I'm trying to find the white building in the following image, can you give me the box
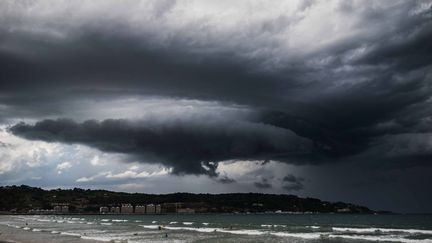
[52,203,69,214]
[146,204,155,214]
[121,204,133,214]
[155,204,161,214]
[110,206,120,214]
[53,206,62,213]
[135,205,146,214]
[61,206,69,213]
[100,206,109,214]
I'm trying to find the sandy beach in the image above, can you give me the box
[0,223,103,243]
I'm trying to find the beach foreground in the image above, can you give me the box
[0,222,104,243]
[1,214,432,243]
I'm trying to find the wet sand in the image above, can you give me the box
[0,224,104,243]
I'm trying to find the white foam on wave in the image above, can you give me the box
[169,221,178,224]
[81,235,114,242]
[219,229,265,235]
[183,222,194,225]
[101,219,110,222]
[329,234,431,243]
[112,219,128,222]
[23,227,31,230]
[162,226,329,239]
[333,227,432,235]
[271,232,324,239]
[139,225,160,230]
[135,220,142,223]
[86,230,107,234]
[32,228,42,232]
[202,222,209,226]
[56,220,64,223]
[101,222,113,226]
[60,232,81,237]
[51,231,60,234]
[261,224,286,228]
[163,226,220,233]
[307,226,320,229]
[163,226,265,235]
[37,219,52,222]
[151,221,157,224]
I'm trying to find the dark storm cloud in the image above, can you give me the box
[282,183,304,192]
[283,174,304,183]
[1,0,432,174]
[0,23,303,123]
[9,118,313,175]
[254,178,272,189]
[282,174,305,192]
[218,176,236,184]
[0,1,304,111]
[257,2,432,167]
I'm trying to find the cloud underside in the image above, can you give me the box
[2,0,432,176]
[9,118,314,175]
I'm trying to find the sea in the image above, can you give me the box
[1,214,431,242]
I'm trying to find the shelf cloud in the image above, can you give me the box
[1,0,432,212]
[9,118,313,175]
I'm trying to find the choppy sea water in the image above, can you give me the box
[1,214,431,242]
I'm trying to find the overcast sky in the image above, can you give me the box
[1,0,432,213]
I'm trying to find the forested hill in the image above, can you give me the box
[0,185,375,214]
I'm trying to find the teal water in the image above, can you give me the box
[1,214,431,242]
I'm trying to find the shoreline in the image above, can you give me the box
[0,223,104,243]
[0,211,388,216]
[1,214,431,243]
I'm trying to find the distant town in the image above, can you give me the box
[0,185,385,215]
[31,202,200,215]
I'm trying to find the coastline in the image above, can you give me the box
[1,214,431,243]
[0,223,104,243]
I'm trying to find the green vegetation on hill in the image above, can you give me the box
[0,185,373,214]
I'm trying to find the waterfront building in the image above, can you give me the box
[121,204,133,214]
[146,204,155,214]
[100,206,109,214]
[110,206,120,214]
[135,205,146,214]
[155,204,161,214]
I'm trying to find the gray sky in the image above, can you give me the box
[1,0,432,213]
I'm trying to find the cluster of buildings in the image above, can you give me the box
[28,203,69,214]
[28,209,57,214]
[28,202,200,215]
[53,203,69,213]
[99,204,162,214]
[98,203,199,214]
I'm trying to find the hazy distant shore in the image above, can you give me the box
[0,185,376,215]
